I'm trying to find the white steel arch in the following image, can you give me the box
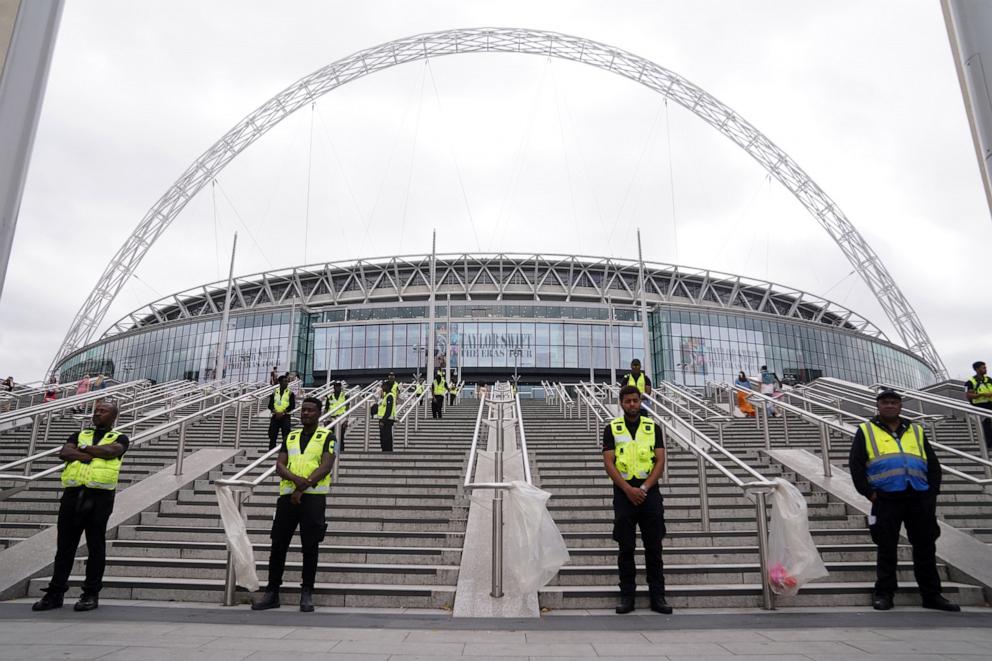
[49,27,948,377]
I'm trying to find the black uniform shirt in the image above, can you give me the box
[848,415,941,500]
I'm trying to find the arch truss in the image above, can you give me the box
[49,27,947,378]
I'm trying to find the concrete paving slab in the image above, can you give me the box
[591,642,729,656]
[0,644,125,660]
[99,647,254,661]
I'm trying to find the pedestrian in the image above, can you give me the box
[269,366,279,386]
[1,376,13,392]
[848,389,959,612]
[759,365,782,417]
[965,361,992,449]
[431,369,447,419]
[267,374,296,451]
[76,375,91,397]
[601,385,671,615]
[448,379,458,406]
[251,397,334,612]
[325,381,348,453]
[622,359,652,398]
[288,372,303,398]
[734,371,756,417]
[92,374,105,391]
[377,372,398,452]
[44,376,59,402]
[32,400,129,612]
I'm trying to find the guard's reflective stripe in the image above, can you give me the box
[61,429,123,491]
[861,421,928,492]
[626,373,646,393]
[610,416,655,480]
[272,388,291,413]
[279,427,333,495]
[327,392,347,416]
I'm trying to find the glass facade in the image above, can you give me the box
[56,300,935,390]
[651,307,935,389]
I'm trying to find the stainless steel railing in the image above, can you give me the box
[462,383,533,598]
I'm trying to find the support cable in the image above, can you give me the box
[605,101,665,255]
[425,59,482,252]
[664,99,680,262]
[398,63,428,250]
[211,180,221,280]
[213,179,274,269]
[312,104,359,256]
[303,102,316,264]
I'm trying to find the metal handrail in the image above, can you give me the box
[659,381,732,422]
[713,380,992,484]
[0,379,152,430]
[462,384,534,598]
[799,380,936,422]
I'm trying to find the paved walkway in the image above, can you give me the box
[1,601,990,660]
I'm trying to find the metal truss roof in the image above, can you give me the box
[94,253,887,342]
[48,27,945,377]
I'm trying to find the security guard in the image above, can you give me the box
[377,372,399,452]
[33,400,129,612]
[448,380,458,406]
[622,358,651,396]
[325,381,348,452]
[965,361,992,449]
[601,385,671,614]
[848,389,959,612]
[252,397,334,612]
[431,369,447,419]
[267,374,296,450]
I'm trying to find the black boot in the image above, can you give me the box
[300,588,314,613]
[73,593,99,611]
[615,594,635,614]
[872,593,894,611]
[31,589,63,611]
[921,595,960,612]
[650,595,673,614]
[251,589,280,611]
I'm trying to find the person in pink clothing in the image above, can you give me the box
[76,375,92,396]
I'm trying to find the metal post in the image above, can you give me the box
[364,405,371,452]
[234,402,243,451]
[819,422,833,477]
[636,228,652,380]
[761,402,771,450]
[755,491,774,610]
[697,453,710,532]
[23,415,41,475]
[175,421,187,475]
[42,411,52,449]
[404,415,409,449]
[219,406,227,443]
[973,415,992,480]
[782,410,790,445]
[222,489,243,606]
[491,400,505,598]
[427,230,437,393]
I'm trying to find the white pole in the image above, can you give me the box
[637,229,652,381]
[607,294,617,389]
[0,0,64,302]
[427,230,437,382]
[445,293,452,386]
[214,232,238,380]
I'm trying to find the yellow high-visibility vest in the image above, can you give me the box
[61,429,123,491]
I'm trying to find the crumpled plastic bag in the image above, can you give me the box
[766,477,828,596]
[215,484,260,592]
[504,481,570,593]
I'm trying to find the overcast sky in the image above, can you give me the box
[1,0,989,382]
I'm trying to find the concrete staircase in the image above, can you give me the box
[522,397,987,611]
[32,396,481,608]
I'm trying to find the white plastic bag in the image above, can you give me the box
[503,481,570,593]
[765,478,828,596]
[215,484,260,592]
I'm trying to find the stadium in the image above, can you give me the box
[53,252,935,389]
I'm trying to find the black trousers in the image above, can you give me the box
[48,488,115,595]
[448,393,456,405]
[268,415,291,450]
[379,420,394,452]
[431,395,444,419]
[613,486,666,597]
[266,494,327,591]
[333,419,347,453]
[869,496,942,598]
[976,404,992,448]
